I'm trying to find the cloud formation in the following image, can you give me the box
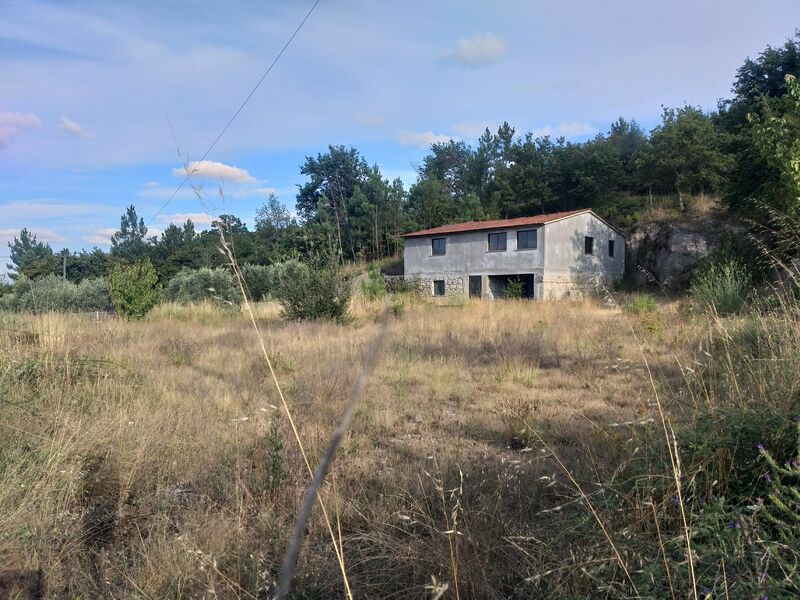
[81,227,118,247]
[531,122,598,139]
[156,212,215,227]
[452,121,495,139]
[397,130,457,148]
[59,115,91,139]
[442,33,507,68]
[1,227,67,248]
[0,111,42,146]
[172,160,256,183]
[230,186,278,199]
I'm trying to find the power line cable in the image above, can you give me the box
[147,0,322,227]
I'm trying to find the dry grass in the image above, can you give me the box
[0,296,702,598]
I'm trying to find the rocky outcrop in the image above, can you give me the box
[625,216,745,290]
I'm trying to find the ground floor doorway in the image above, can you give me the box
[487,274,535,299]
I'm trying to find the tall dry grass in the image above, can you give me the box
[1,289,797,597]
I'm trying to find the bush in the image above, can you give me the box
[1,274,111,313]
[360,263,386,301]
[624,294,658,314]
[690,259,752,314]
[272,260,351,321]
[163,267,239,305]
[108,259,160,319]
[504,278,526,299]
[240,263,272,301]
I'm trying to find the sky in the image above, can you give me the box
[1,0,798,270]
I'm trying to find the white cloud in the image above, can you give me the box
[230,186,278,199]
[59,115,91,139]
[452,121,495,139]
[145,181,160,188]
[442,33,507,68]
[172,160,256,183]
[397,130,458,148]
[81,227,117,247]
[0,227,67,247]
[357,114,385,127]
[0,200,115,220]
[531,122,599,139]
[0,111,42,146]
[156,212,215,227]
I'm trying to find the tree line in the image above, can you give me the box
[5,30,800,286]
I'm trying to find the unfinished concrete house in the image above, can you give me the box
[402,208,625,300]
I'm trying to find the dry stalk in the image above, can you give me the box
[274,308,390,600]
[524,423,641,598]
[604,287,699,600]
[218,228,355,599]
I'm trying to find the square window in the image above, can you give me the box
[488,232,507,252]
[584,236,594,254]
[433,279,445,296]
[432,237,446,256]
[608,239,615,257]
[517,229,537,250]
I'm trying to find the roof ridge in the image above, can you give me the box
[402,208,593,237]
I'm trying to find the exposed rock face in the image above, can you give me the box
[625,217,744,290]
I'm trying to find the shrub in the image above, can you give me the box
[690,259,752,314]
[624,294,658,315]
[272,260,351,321]
[360,263,386,301]
[163,267,239,305]
[240,263,271,301]
[108,259,160,319]
[504,278,526,299]
[1,274,111,313]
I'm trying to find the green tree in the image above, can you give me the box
[745,75,800,259]
[721,31,800,214]
[6,228,57,280]
[111,205,150,261]
[636,106,732,210]
[108,258,160,319]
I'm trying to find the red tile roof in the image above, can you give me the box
[402,208,593,238]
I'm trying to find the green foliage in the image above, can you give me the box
[690,259,752,314]
[239,263,272,301]
[110,205,150,261]
[5,228,56,280]
[162,267,239,305]
[271,260,351,321]
[1,274,111,313]
[504,278,526,299]
[108,259,160,319]
[636,105,732,207]
[360,263,386,301]
[624,294,658,314]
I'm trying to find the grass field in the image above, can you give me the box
[1,292,797,598]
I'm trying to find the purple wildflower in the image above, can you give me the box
[757,443,765,452]
[764,473,772,484]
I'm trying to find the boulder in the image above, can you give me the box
[625,217,744,290]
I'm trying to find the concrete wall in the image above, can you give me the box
[404,226,545,298]
[404,226,543,275]
[403,213,625,300]
[541,212,625,299]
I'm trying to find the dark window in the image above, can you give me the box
[488,232,507,252]
[584,236,594,254]
[608,239,615,257]
[433,280,445,296]
[432,237,446,256]
[517,229,538,250]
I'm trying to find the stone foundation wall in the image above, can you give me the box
[405,274,465,297]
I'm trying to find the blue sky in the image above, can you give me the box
[1,0,798,267]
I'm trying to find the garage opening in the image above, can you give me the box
[488,274,535,299]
